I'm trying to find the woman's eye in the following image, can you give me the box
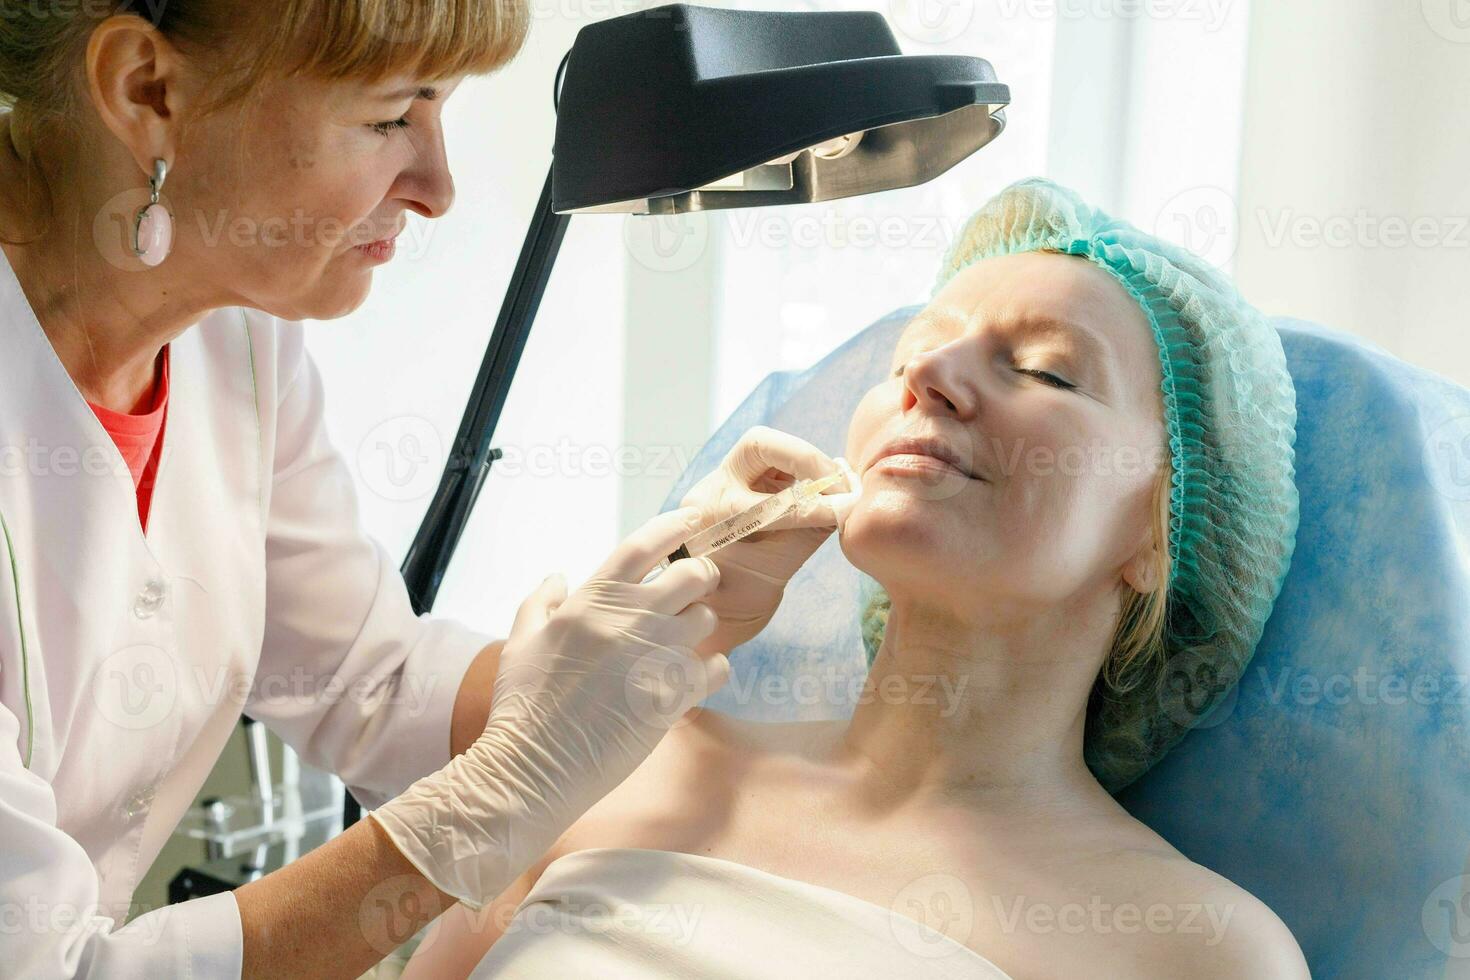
[1018,368,1076,390]
[370,117,411,136]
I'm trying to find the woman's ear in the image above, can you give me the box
[85,15,192,172]
[1122,536,1161,595]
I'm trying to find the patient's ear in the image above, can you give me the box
[1122,537,1162,595]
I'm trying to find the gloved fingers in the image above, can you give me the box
[624,644,731,727]
[666,600,720,649]
[778,455,862,530]
[722,425,839,490]
[508,573,568,642]
[758,499,842,533]
[594,506,704,583]
[679,480,768,524]
[702,651,732,693]
[640,556,721,614]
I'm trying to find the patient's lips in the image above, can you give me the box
[866,433,982,482]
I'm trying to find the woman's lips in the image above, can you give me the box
[869,452,975,481]
[355,237,397,262]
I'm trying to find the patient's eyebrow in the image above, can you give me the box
[1014,316,1115,366]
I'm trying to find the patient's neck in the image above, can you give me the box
[836,588,1113,813]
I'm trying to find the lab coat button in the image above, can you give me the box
[133,580,167,619]
[124,787,155,818]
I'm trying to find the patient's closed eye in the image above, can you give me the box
[891,360,1076,391]
[1017,368,1076,390]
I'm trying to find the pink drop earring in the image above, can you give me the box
[132,158,173,267]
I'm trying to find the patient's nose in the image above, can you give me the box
[902,346,978,420]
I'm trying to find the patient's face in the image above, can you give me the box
[840,251,1168,621]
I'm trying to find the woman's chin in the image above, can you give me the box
[268,279,372,322]
[839,504,953,573]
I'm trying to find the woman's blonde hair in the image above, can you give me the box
[0,0,530,168]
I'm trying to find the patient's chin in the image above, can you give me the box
[838,503,953,579]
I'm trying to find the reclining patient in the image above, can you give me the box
[401,178,1310,979]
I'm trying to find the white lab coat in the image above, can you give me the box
[0,248,494,977]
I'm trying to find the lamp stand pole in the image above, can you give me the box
[343,163,570,828]
[401,163,571,614]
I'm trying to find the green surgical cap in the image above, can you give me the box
[932,177,1301,793]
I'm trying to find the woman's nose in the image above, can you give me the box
[902,346,978,419]
[401,130,457,219]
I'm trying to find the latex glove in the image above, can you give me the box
[370,507,728,909]
[676,426,860,655]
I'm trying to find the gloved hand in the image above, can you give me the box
[676,426,859,656]
[370,507,728,909]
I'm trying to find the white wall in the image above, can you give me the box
[1234,0,1470,387]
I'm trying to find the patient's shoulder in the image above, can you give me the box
[1099,847,1310,979]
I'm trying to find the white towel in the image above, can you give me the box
[471,847,1014,979]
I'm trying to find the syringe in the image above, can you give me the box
[655,461,858,573]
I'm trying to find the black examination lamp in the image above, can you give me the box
[398,2,1010,615]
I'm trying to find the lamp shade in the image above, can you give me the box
[552,3,1010,214]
